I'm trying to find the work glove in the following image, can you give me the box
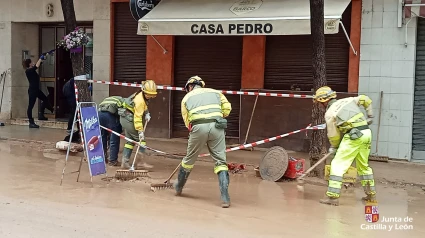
[367,117,373,125]
[139,141,146,153]
[145,112,151,123]
[39,54,46,60]
[328,147,337,154]
[138,131,145,141]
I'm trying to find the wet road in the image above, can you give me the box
[0,142,424,238]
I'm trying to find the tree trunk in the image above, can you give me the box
[309,0,328,178]
[60,0,91,102]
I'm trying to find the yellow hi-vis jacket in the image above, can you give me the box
[122,92,148,132]
[181,87,232,128]
[325,95,373,148]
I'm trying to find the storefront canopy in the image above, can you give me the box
[137,0,351,36]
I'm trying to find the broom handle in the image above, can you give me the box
[130,120,149,168]
[298,152,333,180]
[375,91,383,153]
[243,93,259,144]
[164,163,181,183]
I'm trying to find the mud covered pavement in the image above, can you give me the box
[0,141,425,238]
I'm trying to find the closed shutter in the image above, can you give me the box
[264,4,351,92]
[412,17,425,162]
[172,36,243,138]
[113,2,146,82]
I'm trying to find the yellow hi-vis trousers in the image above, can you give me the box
[327,129,376,198]
[181,122,228,174]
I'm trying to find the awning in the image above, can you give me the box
[137,0,351,36]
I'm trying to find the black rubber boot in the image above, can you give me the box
[28,119,39,128]
[218,171,231,208]
[174,166,191,196]
[121,148,133,169]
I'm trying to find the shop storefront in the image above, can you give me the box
[109,0,361,151]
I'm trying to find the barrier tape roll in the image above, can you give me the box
[87,80,313,99]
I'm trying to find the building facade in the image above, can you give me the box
[2,0,423,162]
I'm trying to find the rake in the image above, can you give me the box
[150,163,181,192]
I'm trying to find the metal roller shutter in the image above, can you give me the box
[172,36,243,138]
[264,4,352,92]
[412,18,425,162]
[113,2,147,82]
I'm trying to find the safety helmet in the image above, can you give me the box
[313,86,337,103]
[184,76,205,92]
[141,80,157,96]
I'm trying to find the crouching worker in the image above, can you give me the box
[98,96,124,166]
[175,76,232,208]
[313,86,376,206]
[118,80,157,169]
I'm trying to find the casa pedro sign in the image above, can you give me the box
[190,23,273,35]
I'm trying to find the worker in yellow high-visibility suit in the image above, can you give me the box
[174,76,232,208]
[313,86,377,206]
[118,80,157,169]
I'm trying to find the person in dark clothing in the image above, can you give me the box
[62,77,81,144]
[22,56,54,128]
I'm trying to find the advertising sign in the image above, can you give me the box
[129,0,158,21]
[80,106,107,176]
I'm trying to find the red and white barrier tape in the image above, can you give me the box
[99,124,326,158]
[87,80,313,99]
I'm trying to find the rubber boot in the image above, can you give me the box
[121,148,132,169]
[319,195,339,206]
[174,166,191,196]
[362,194,378,203]
[218,171,231,208]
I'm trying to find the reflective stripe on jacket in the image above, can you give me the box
[98,96,124,116]
[181,86,231,128]
[120,92,148,132]
[325,95,373,147]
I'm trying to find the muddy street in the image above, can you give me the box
[0,141,424,238]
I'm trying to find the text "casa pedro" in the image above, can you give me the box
[191,23,273,35]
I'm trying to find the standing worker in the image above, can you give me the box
[174,76,232,208]
[118,80,157,169]
[313,86,376,206]
[98,96,124,166]
[22,55,54,128]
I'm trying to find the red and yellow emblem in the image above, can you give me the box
[365,205,379,223]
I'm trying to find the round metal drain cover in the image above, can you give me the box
[259,146,289,182]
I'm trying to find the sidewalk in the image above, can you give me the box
[1,124,425,188]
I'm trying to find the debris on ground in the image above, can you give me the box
[227,163,246,174]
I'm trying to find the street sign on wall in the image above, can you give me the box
[129,0,158,21]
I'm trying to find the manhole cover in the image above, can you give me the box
[259,146,289,182]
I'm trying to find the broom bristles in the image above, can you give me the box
[115,169,150,180]
[150,182,173,192]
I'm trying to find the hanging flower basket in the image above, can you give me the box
[70,46,83,53]
[57,27,91,52]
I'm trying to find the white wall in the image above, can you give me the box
[359,0,416,160]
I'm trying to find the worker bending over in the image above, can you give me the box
[118,80,157,169]
[98,96,124,166]
[174,76,232,208]
[313,86,377,206]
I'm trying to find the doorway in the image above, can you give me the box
[39,25,93,120]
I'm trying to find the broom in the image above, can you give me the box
[115,122,150,180]
[297,152,333,192]
[150,163,181,192]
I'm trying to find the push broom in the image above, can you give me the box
[297,152,333,192]
[115,122,150,180]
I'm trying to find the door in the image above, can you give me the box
[263,4,352,92]
[412,17,425,162]
[55,46,73,118]
[172,36,243,138]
